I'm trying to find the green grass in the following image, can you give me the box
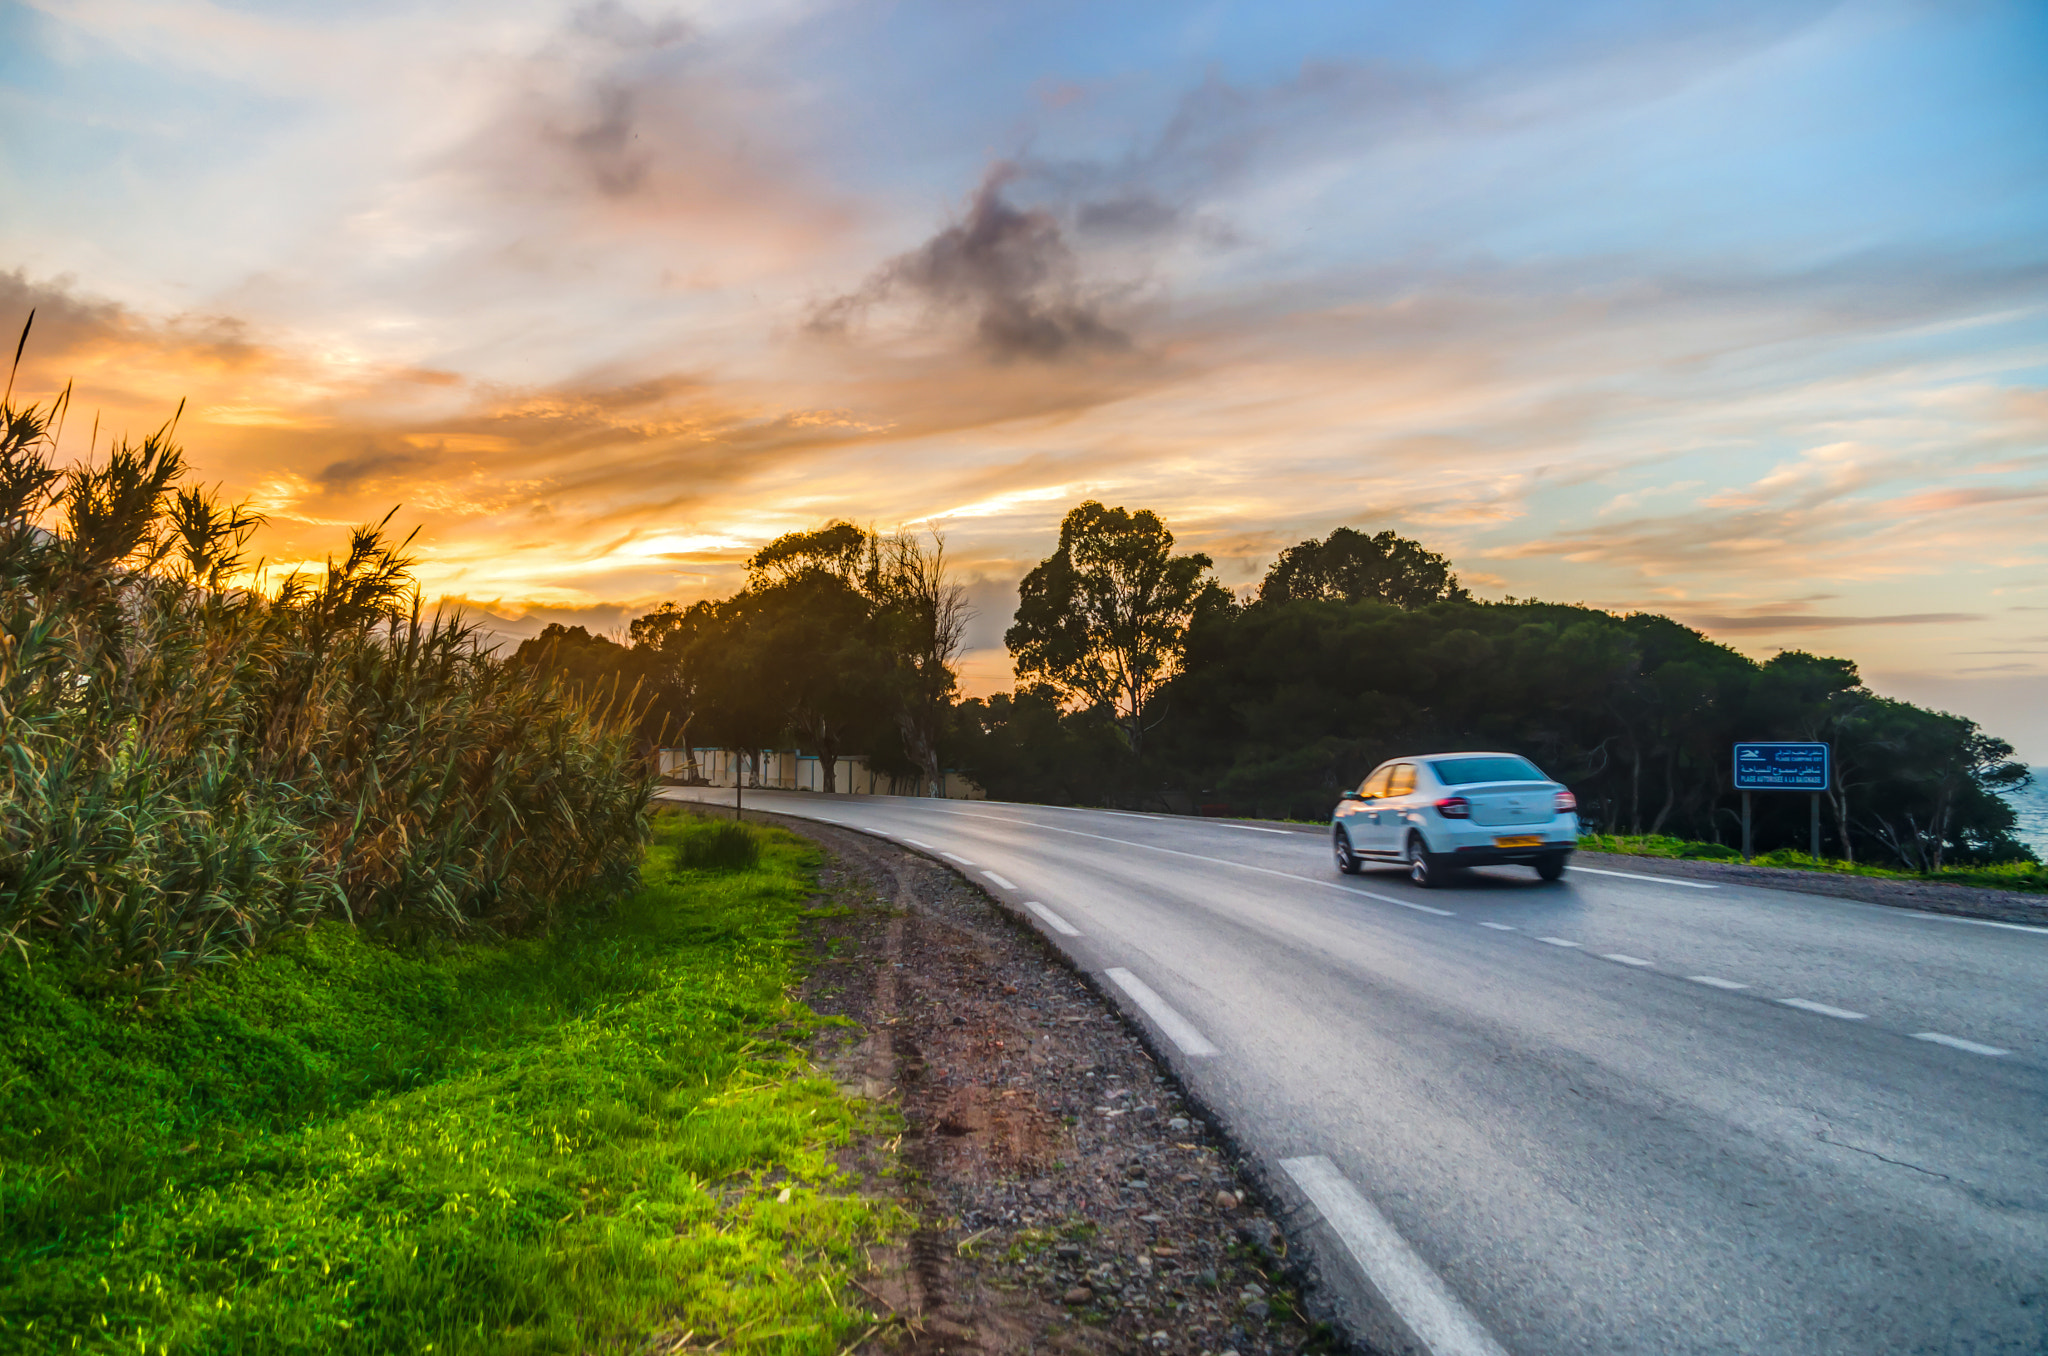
[0,812,898,1354]
[1578,833,2048,894]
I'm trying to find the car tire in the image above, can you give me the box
[1407,832,1443,888]
[1536,852,1568,882]
[1334,829,1363,875]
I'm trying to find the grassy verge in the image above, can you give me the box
[0,811,897,1354]
[1578,833,2048,894]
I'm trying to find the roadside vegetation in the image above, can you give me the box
[1578,832,2048,893]
[538,501,2035,879]
[0,377,646,988]
[0,811,893,1354]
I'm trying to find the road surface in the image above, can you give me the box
[662,787,2047,1356]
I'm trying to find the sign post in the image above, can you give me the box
[1732,742,1831,863]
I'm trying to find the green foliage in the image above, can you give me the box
[0,389,650,986]
[0,812,896,1354]
[680,817,766,871]
[1258,526,1470,608]
[1005,500,1230,755]
[620,524,967,795]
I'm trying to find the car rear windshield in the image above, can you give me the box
[1431,756,1546,786]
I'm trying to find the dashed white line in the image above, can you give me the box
[1105,968,1219,1057]
[1025,901,1081,937]
[982,870,1018,890]
[1536,936,1580,948]
[1477,921,1517,931]
[1778,998,1866,1021]
[1218,823,1293,834]
[1602,953,1655,967]
[1279,1156,1509,1356]
[902,838,935,850]
[1912,1032,2010,1057]
[1568,865,1720,890]
[1910,913,2048,937]
[1689,975,1749,990]
[1390,899,1457,917]
[941,851,976,865]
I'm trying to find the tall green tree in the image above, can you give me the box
[1005,501,1226,755]
[1258,526,1470,608]
[628,599,720,776]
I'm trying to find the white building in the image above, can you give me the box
[658,747,984,799]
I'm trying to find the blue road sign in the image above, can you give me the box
[1733,742,1830,791]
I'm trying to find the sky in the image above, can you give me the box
[3,0,2046,755]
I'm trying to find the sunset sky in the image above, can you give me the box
[3,0,2045,754]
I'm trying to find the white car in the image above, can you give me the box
[1331,752,1579,887]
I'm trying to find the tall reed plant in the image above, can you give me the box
[0,375,650,988]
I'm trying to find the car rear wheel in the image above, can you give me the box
[1334,829,1363,875]
[1536,852,1568,882]
[1407,832,1443,888]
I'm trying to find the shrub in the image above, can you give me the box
[677,817,765,872]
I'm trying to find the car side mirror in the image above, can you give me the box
[1340,790,1365,802]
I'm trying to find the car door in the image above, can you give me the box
[1352,763,1398,855]
[1376,763,1418,854]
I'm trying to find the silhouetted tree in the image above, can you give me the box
[1006,501,1227,756]
[1258,526,1470,608]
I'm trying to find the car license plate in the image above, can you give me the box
[1494,834,1543,848]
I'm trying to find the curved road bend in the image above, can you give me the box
[660,787,2047,1356]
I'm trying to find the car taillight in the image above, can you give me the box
[1434,796,1471,819]
[1555,790,1578,813]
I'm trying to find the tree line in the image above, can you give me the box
[526,502,2034,870]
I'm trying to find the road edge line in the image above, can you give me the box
[1104,967,1221,1057]
[1279,1155,1509,1356]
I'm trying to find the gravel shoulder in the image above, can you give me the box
[748,809,1341,1356]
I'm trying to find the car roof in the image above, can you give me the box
[1376,751,1529,765]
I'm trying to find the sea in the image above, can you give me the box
[2003,769,2048,860]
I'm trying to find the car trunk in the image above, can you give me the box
[1461,781,1556,827]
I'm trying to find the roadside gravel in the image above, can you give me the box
[762,811,1337,1356]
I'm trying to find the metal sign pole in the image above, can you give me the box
[1811,792,1821,861]
[1742,791,1752,863]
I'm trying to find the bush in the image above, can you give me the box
[0,384,651,987]
[678,816,766,872]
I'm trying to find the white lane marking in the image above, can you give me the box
[902,806,1427,900]
[1778,998,1867,1021]
[1025,901,1081,937]
[983,871,1018,890]
[1567,865,1719,890]
[1536,936,1580,948]
[1688,975,1748,990]
[941,851,976,865]
[903,838,936,850]
[1477,921,1517,931]
[1218,823,1293,834]
[1912,1032,2010,1057]
[1910,913,2048,937]
[1602,953,1655,967]
[1392,899,1457,917]
[1104,968,1220,1057]
[1279,1156,1509,1356]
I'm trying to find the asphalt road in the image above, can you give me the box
[661,787,2048,1356]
